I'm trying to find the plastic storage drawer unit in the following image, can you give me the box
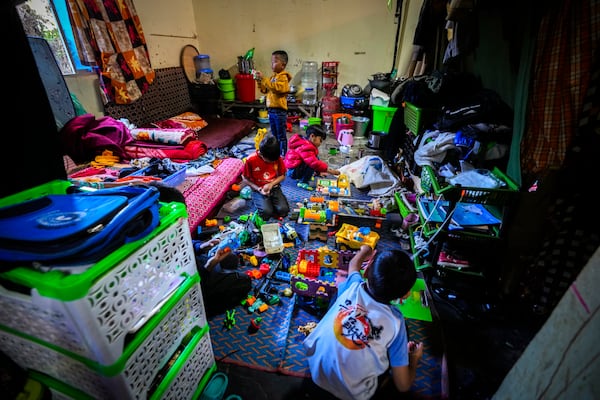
[0,182,197,365]
[148,326,216,400]
[0,275,212,399]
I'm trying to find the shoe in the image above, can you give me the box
[401,213,420,230]
[400,191,418,213]
[297,182,314,191]
[437,249,470,269]
[411,228,427,250]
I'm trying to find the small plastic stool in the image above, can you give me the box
[200,372,228,400]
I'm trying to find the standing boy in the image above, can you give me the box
[242,134,290,220]
[255,50,292,156]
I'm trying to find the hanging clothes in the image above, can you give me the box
[519,0,599,180]
[66,0,155,104]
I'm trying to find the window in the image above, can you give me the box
[16,0,92,75]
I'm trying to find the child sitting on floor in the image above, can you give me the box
[242,134,290,220]
[303,245,423,399]
[284,124,340,191]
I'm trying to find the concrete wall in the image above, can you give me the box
[493,247,600,399]
[65,0,424,116]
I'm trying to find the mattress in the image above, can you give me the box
[179,157,244,235]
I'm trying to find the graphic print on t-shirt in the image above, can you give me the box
[333,299,383,350]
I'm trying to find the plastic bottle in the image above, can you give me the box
[303,87,317,105]
[301,61,318,86]
[244,47,255,60]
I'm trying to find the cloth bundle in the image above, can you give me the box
[339,155,403,198]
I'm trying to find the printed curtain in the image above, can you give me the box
[519,0,598,181]
[66,0,155,104]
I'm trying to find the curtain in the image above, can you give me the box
[518,0,599,184]
[66,0,155,104]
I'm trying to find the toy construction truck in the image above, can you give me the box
[335,223,380,250]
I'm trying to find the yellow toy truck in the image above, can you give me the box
[335,223,380,250]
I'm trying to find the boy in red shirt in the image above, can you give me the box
[242,134,290,220]
[284,124,340,190]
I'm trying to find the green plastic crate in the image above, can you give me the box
[403,101,437,136]
[150,327,217,400]
[371,105,398,133]
[28,370,95,400]
[394,191,417,219]
[0,276,211,399]
[420,165,519,206]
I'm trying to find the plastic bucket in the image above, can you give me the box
[367,131,387,149]
[235,73,255,102]
[371,105,398,134]
[221,90,235,101]
[352,116,370,137]
[218,78,234,91]
[332,113,353,139]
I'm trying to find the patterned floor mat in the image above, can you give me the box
[208,176,447,397]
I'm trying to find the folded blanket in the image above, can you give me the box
[152,111,208,132]
[130,127,196,145]
[124,139,208,162]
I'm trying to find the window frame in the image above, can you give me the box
[17,0,93,75]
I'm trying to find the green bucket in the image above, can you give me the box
[308,117,321,126]
[218,78,234,91]
[221,90,235,101]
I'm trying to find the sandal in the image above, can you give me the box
[297,182,314,191]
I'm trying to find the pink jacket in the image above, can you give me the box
[284,133,328,173]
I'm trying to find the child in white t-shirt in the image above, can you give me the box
[303,245,423,400]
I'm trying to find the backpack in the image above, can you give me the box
[0,185,160,267]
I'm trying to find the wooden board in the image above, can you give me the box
[180,44,199,83]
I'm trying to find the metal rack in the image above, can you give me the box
[322,61,339,96]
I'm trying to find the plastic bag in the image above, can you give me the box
[448,169,505,189]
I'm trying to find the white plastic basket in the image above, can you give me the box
[149,328,216,400]
[0,279,212,399]
[0,217,198,365]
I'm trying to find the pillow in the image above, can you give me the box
[153,112,208,132]
[130,127,196,145]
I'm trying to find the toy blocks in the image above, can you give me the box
[289,247,354,300]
